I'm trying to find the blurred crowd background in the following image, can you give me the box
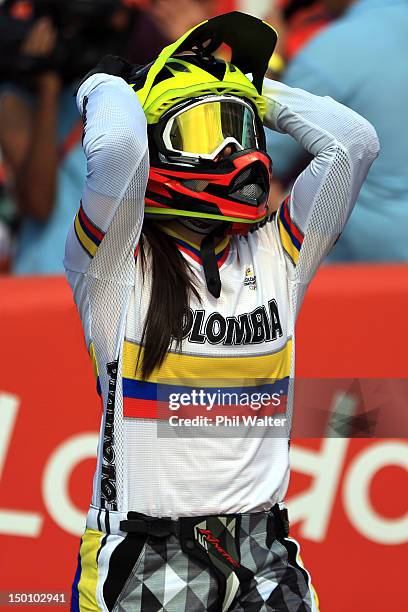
[0,0,407,275]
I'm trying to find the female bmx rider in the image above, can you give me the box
[66,11,379,612]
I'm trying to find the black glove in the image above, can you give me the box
[74,55,135,95]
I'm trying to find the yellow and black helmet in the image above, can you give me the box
[130,12,278,225]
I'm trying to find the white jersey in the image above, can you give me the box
[64,73,378,518]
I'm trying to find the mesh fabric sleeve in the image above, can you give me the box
[263,78,379,314]
[63,75,149,505]
[64,73,149,280]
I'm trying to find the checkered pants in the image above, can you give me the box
[71,508,319,612]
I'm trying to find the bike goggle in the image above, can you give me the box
[158,95,262,162]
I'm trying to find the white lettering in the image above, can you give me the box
[0,393,43,537]
[288,438,349,541]
[42,433,98,536]
[343,441,408,545]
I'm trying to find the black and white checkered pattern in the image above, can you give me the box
[75,511,318,612]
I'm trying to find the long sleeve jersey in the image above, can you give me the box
[64,73,379,518]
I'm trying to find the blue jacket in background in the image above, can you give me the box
[266,0,408,261]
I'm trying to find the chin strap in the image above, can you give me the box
[199,223,228,299]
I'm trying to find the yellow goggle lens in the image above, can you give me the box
[164,98,258,158]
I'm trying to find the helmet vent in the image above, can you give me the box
[151,66,175,88]
[182,179,210,192]
[230,161,270,202]
[233,183,264,199]
[233,168,251,188]
[168,61,191,73]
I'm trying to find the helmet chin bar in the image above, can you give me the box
[145,147,272,229]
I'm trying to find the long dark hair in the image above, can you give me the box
[138,220,200,379]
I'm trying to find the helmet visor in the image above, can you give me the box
[162,96,259,160]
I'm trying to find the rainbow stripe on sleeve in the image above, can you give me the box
[74,202,105,258]
[278,196,304,265]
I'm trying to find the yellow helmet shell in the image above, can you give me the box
[131,12,277,125]
[133,57,266,125]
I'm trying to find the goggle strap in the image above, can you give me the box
[172,137,244,162]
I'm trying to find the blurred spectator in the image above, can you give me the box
[0,17,85,275]
[125,0,216,64]
[266,0,408,262]
[281,0,330,61]
[0,0,216,274]
[0,1,138,275]
[267,0,330,66]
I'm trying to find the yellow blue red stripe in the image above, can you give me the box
[121,339,292,419]
[278,195,304,265]
[122,378,289,419]
[74,202,105,258]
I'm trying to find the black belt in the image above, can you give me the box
[120,504,289,540]
[120,513,179,537]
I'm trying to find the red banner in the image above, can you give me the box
[0,267,407,611]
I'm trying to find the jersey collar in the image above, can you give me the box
[159,225,231,269]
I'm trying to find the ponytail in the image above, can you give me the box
[138,221,200,379]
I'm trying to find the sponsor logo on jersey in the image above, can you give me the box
[244,266,257,290]
[182,299,283,345]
